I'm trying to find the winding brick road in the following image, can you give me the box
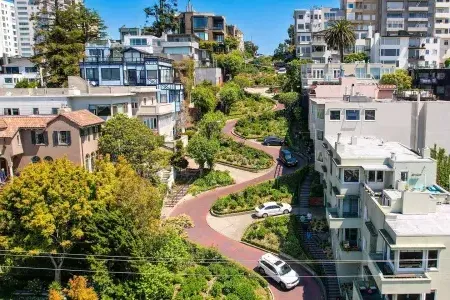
[170,113,323,299]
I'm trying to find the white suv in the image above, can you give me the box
[254,202,292,218]
[258,253,299,290]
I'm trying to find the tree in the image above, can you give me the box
[32,2,106,87]
[286,24,295,46]
[199,40,219,52]
[431,145,450,190]
[214,50,245,79]
[198,111,226,139]
[187,134,220,173]
[224,37,240,52]
[324,20,356,62]
[344,52,369,63]
[171,140,189,170]
[191,85,217,118]
[14,79,39,88]
[232,74,254,88]
[64,276,98,300]
[98,114,166,178]
[244,41,258,57]
[277,92,298,106]
[281,59,311,93]
[144,0,178,37]
[0,158,97,283]
[218,82,242,114]
[445,58,450,67]
[380,69,412,91]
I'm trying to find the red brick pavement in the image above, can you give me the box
[170,118,323,300]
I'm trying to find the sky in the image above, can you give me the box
[85,0,340,55]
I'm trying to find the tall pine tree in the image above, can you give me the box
[32,1,106,87]
[144,0,178,37]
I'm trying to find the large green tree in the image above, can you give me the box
[244,41,259,58]
[380,69,412,91]
[431,145,450,190]
[144,0,178,37]
[214,50,245,79]
[98,114,168,178]
[198,111,226,140]
[0,158,97,283]
[282,59,311,92]
[324,20,356,62]
[219,82,242,114]
[187,134,220,173]
[32,2,106,87]
[191,85,217,118]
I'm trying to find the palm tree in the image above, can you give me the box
[324,20,356,63]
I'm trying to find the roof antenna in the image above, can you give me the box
[187,0,193,12]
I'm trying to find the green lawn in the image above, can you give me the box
[234,111,288,140]
[217,137,273,170]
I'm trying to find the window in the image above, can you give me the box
[364,109,376,121]
[316,130,323,141]
[316,108,324,119]
[399,251,423,269]
[298,14,304,19]
[195,32,208,40]
[345,109,360,121]
[25,67,37,73]
[4,77,12,83]
[17,134,21,146]
[317,151,323,162]
[146,117,157,129]
[101,68,120,81]
[344,169,359,183]
[33,108,39,115]
[160,93,168,103]
[51,108,58,114]
[159,68,173,83]
[4,108,19,115]
[31,131,46,145]
[85,68,99,81]
[147,70,158,79]
[401,171,409,181]
[377,171,384,182]
[129,38,147,46]
[31,156,40,163]
[330,110,340,120]
[426,291,436,300]
[368,171,376,182]
[192,16,208,29]
[44,156,53,162]
[55,131,71,145]
[427,250,438,269]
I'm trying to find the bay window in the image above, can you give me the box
[399,250,423,269]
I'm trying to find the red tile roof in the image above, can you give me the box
[0,110,104,138]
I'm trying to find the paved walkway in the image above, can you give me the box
[170,119,324,300]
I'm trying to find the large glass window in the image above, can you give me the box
[85,68,99,81]
[427,250,438,269]
[344,169,359,183]
[330,110,340,120]
[195,32,208,40]
[159,68,173,83]
[399,251,423,269]
[147,70,158,79]
[101,68,120,81]
[130,38,147,46]
[193,17,208,29]
[364,109,376,121]
[316,108,324,119]
[345,109,360,121]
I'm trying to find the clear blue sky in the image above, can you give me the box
[85,0,340,54]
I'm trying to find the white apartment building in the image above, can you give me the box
[293,7,344,63]
[0,0,18,57]
[0,57,38,87]
[319,134,450,300]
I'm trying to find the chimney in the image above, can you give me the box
[422,147,431,159]
[58,106,72,114]
[351,136,358,145]
[391,152,397,161]
[350,84,355,96]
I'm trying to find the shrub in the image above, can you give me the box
[188,170,234,195]
[217,137,273,170]
[210,281,223,297]
[234,111,288,139]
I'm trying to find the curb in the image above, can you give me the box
[216,160,272,173]
[210,208,254,217]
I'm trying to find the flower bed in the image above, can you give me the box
[188,170,234,196]
[242,215,309,261]
[217,137,273,170]
[228,94,275,119]
[212,166,310,215]
[234,111,288,140]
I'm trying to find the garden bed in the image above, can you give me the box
[212,166,310,215]
[242,215,309,261]
[228,93,275,120]
[188,170,235,196]
[234,111,288,141]
[217,137,273,171]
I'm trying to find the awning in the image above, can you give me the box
[361,165,393,171]
[379,229,395,246]
[390,244,446,250]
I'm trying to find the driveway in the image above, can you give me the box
[170,119,323,300]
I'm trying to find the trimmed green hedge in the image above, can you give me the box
[218,137,273,170]
[212,166,310,214]
[234,111,288,140]
[188,170,235,196]
[228,93,275,119]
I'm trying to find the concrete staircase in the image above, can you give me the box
[299,173,312,208]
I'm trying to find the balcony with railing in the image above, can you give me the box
[136,103,175,116]
[353,281,384,300]
[338,239,363,261]
[408,3,430,11]
[326,197,362,229]
[367,252,432,295]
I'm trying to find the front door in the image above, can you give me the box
[128,69,137,85]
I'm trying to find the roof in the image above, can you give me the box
[261,253,282,265]
[59,110,104,127]
[385,204,450,237]
[0,110,103,138]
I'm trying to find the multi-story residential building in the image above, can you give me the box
[319,134,450,299]
[14,0,83,57]
[0,57,38,87]
[409,67,450,100]
[1,0,18,57]
[341,0,379,33]
[0,109,104,178]
[226,24,244,51]
[293,7,344,62]
[119,26,143,43]
[177,11,226,43]
[300,62,396,87]
[308,77,450,157]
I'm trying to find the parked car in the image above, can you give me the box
[258,253,299,290]
[277,67,287,74]
[279,149,298,167]
[263,136,284,146]
[254,201,292,218]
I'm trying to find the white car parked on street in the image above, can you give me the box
[258,253,299,290]
[254,202,292,218]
